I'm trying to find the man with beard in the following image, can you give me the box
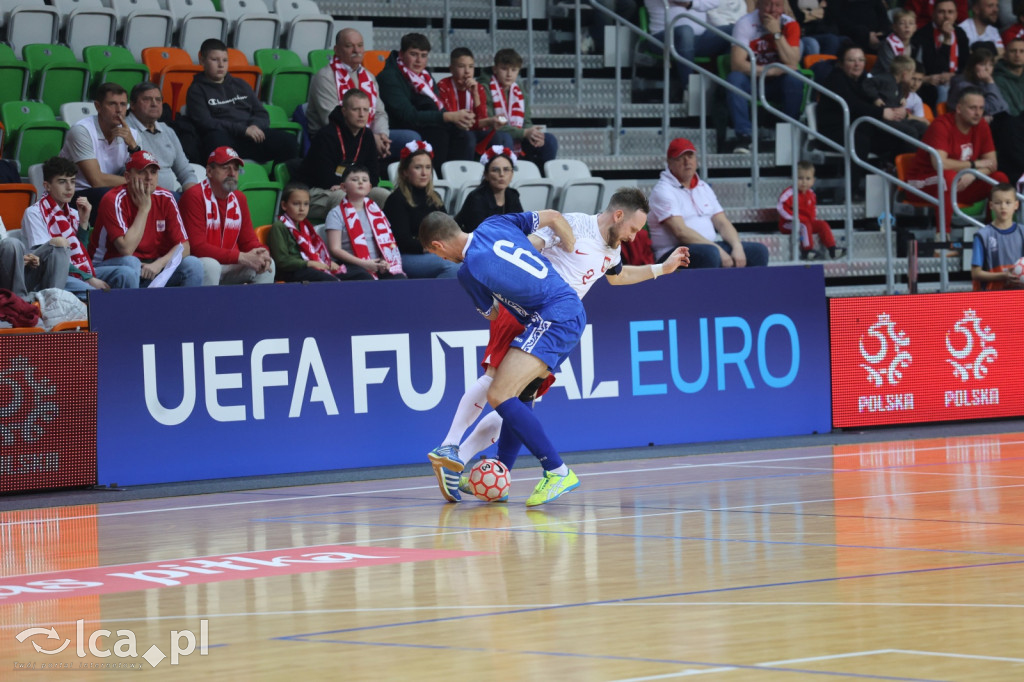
[179,146,274,285]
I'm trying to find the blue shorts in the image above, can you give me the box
[511,308,586,372]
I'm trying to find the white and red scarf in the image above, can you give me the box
[201,178,242,249]
[489,76,525,128]
[340,198,404,278]
[935,26,958,72]
[38,194,93,277]
[396,56,444,110]
[886,33,905,57]
[280,214,344,274]
[329,57,378,125]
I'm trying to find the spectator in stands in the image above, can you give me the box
[307,27,414,159]
[0,230,68,303]
[127,82,197,196]
[297,88,376,221]
[994,37,1024,115]
[910,0,969,107]
[376,33,475,167]
[874,9,918,75]
[959,0,1004,54]
[971,183,1024,289]
[776,160,839,259]
[792,0,842,56]
[455,146,524,232]
[22,157,139,295]
[88,151,203,288]
[324,165,406,279]
[186,38,298,163]
[644,0,728,96]
[727,0,803,153]
[863,54,930,138]
[835,0,892,53]
[707,0,750,54]
[179,146,275,285]
[906,86,1009,235]
[1001,0,1024,46]
[906,63,931,124]
[59,82,138,216]
[948,47,1010,120]
[647,137,769,268]
[905,0,967,29]
[267,183,364,283]
[483,49,559,165]
[438,47,513,154]
[988,41,1024,181]
[382,141,460,278]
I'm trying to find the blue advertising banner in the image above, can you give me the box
[90,265,831,485]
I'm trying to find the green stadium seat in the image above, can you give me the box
[83,46,150,93]
[0,101,69,173]
[253,48,313,119]
[307,49,332,71]
[23,44,91,112]
[264,103,303,145]
[241,183,283,228]
[0,46,31,105]
[272,161,291,185]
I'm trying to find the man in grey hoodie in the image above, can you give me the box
[185,38,298,163]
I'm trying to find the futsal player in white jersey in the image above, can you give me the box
[425,188,690,503]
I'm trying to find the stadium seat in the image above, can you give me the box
[142,46,192,83]
[23,44,91,113]
[254,223,272,245]
[0,101,69,172]
[224,48,263,92]
[253,48,312,117]
[52,0,118,60]
[50,320,90,331]
[82,45,150,93]
[544,159,591,183]
[439,160,484,185]
[363,50,388,77]
[0,327,45,334]
[0,184,37,232]
[802,53,836,69]
[264,103,303,145]
[4,1,60,57]
[243,182,283,228]
[922,102,935,123]
[109,0,174,60]
[27,163,44,196]
[189,162,206,183]
[556,177,605,214]
[307,48,332,71]
[59,101,96,125]
[221,0,282,63]
[511,159,541,182]
[0,48,31,103]
[274,0,334,53]
[164,0,228,57]
[514,179,557,212]
[271,160,292,184]
[159,64,203,116]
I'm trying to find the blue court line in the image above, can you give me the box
[275,557,1024,642]
[284,639,944,682]
[250,517,1024,558]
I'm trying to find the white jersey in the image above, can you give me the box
[534,212,623,299]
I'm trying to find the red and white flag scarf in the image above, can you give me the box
[340,198,404,278]
[280,214,344,274]
[935,26,958,72]
[329,57,378,125]
[396,56,444,111]
[489,75,525,128]
[38,193,93,277]
[200,178,242,249]
[886,33,905,57]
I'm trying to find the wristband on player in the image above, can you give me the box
[651,263,664,278]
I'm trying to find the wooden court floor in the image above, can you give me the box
[2,432,1024,680]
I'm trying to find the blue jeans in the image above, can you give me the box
[387,129,422,161]
[661,241,770,268]
[801,33,842,57]
[654,26,726,89]
[726,70,803,137]
[474,129,514,153]
[140,255,204,287]
[82,255,142,291]
[400,252,460,278]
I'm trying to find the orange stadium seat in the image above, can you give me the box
[142,47,193,83]
[363,50,389,77]
[802,53,836,69]
[159,65,203,116]
[255,224,272,245]
[0,184,37,230]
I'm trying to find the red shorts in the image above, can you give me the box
[482,307,556,398]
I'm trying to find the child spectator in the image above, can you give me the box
[905,62,930,124]
[864,55,929,138]
[776,161,840,259]
[267,183,365,283]
[438,47,512,154]
[324,165,406,280]
[874,9,917,75]
[483,48,559,165]
[971,183,1024,289]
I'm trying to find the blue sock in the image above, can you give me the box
[496,419,522,471]
[494,397,563,471]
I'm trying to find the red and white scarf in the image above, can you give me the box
[200,178,242,249]
[489,76,524,128]
[329,57,377,124]
[280,214,344,274]
[935,26,958,72]
[396,56,444,111]
[38,194,93,277]
[886,33,905,57]
[340,198,404,278]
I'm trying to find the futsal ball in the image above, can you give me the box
[467,459,511,502]
[1011,257,1024,277]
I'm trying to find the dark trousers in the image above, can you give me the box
[201,128,299,164]
[418,125,475,167]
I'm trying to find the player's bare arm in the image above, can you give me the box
[606,246,690,285]
[536,210,575,252]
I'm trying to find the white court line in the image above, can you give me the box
[890,649,1024,663]
[611,650,892,681]
[592,601,1024,609]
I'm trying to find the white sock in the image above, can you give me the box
[441,375,492,451]
[550,464,569,476]
[459,411,503,462]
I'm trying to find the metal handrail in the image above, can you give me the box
[849,116,948,291]
[759,62,852,262]
[949,168,1022,226]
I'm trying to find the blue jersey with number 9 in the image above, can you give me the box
[458,212,583,324]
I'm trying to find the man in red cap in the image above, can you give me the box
[179,146,275,286]
[89,150,203,287]
[647,138,770,268]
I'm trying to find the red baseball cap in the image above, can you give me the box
[125,149,160,171]
[207,146,244,166]
[667,138,697,158]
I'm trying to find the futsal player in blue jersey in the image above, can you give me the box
[419,209,584,506]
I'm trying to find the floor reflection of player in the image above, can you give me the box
[424,189,690,504]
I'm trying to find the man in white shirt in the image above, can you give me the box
[645,0,723,92]
[959,0,1004,55]
[648,137,770,267]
